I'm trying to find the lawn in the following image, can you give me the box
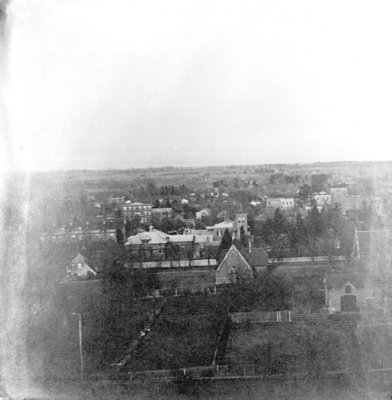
[128,294,227,371]
[224,318,354,376]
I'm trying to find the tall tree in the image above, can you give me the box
[240,225,248,248]
[220,228,233,250]
[294,214,309,254]
[125,218,131,239]
[116,228,124,246]
[306,206,325,255]
[272,208,288,236]
[298,183,312,202]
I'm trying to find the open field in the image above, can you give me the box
[127,294,227,371]
[224,318,358,376]
[22,160,392,191]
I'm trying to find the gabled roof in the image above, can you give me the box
[325,273,367,290]
[69,253,97,276]
[216,244,252,273]
[71,253,86,264]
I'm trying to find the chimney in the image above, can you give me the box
[149,225,153,232]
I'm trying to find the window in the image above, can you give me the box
[345,285,352,294]
[77,262,82,270]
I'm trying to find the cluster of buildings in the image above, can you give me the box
[312,187,384,215]
[61,221,392,320]
[262,188,384,217]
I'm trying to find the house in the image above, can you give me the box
[207,213,249,241]
[207,220,235,240]
[325,274,382,314]
[125,226,215,260]
[215,244,254,285]
[122,201,152,223]
[266,197,295,210]
[313,191,331,206]
[67,253,97,278]
[125,227,169,245]
[196,208,211,220]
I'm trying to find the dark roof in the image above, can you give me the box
[325,273,367,290]
[217,244,253,272]
[218,245,268,269]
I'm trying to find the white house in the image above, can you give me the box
[67,253,97,277]
[267,197,295,210]
[313,191,332,206]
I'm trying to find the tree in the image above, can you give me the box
[217,228,233,262]
[306,206,325,256]
[222,271,293,312]
[311,174,329,192]
[220,229,232,250]
[116,228,124,246]
[321,204,344,238]
[240,225,248,248]
[298,183,312,202]
[290,214,309,255]
[129,215,141,231]
[132,269,162,296]
[125,218,131,239]
[272,208,287,235]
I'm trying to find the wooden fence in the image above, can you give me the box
[230,311,293,324]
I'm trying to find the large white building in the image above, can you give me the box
[266,197,295,210]
[313,191,332,206]
[122,201,152,223]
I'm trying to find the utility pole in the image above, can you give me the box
[324,278,328,308]
[71,313,84,380]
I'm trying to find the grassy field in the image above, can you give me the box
[157,268,216,291]
[127,294,227,371]
[224,318,356,376]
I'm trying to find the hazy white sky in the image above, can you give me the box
[2,0,392,171]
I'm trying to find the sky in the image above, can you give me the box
[2,0,392,172]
